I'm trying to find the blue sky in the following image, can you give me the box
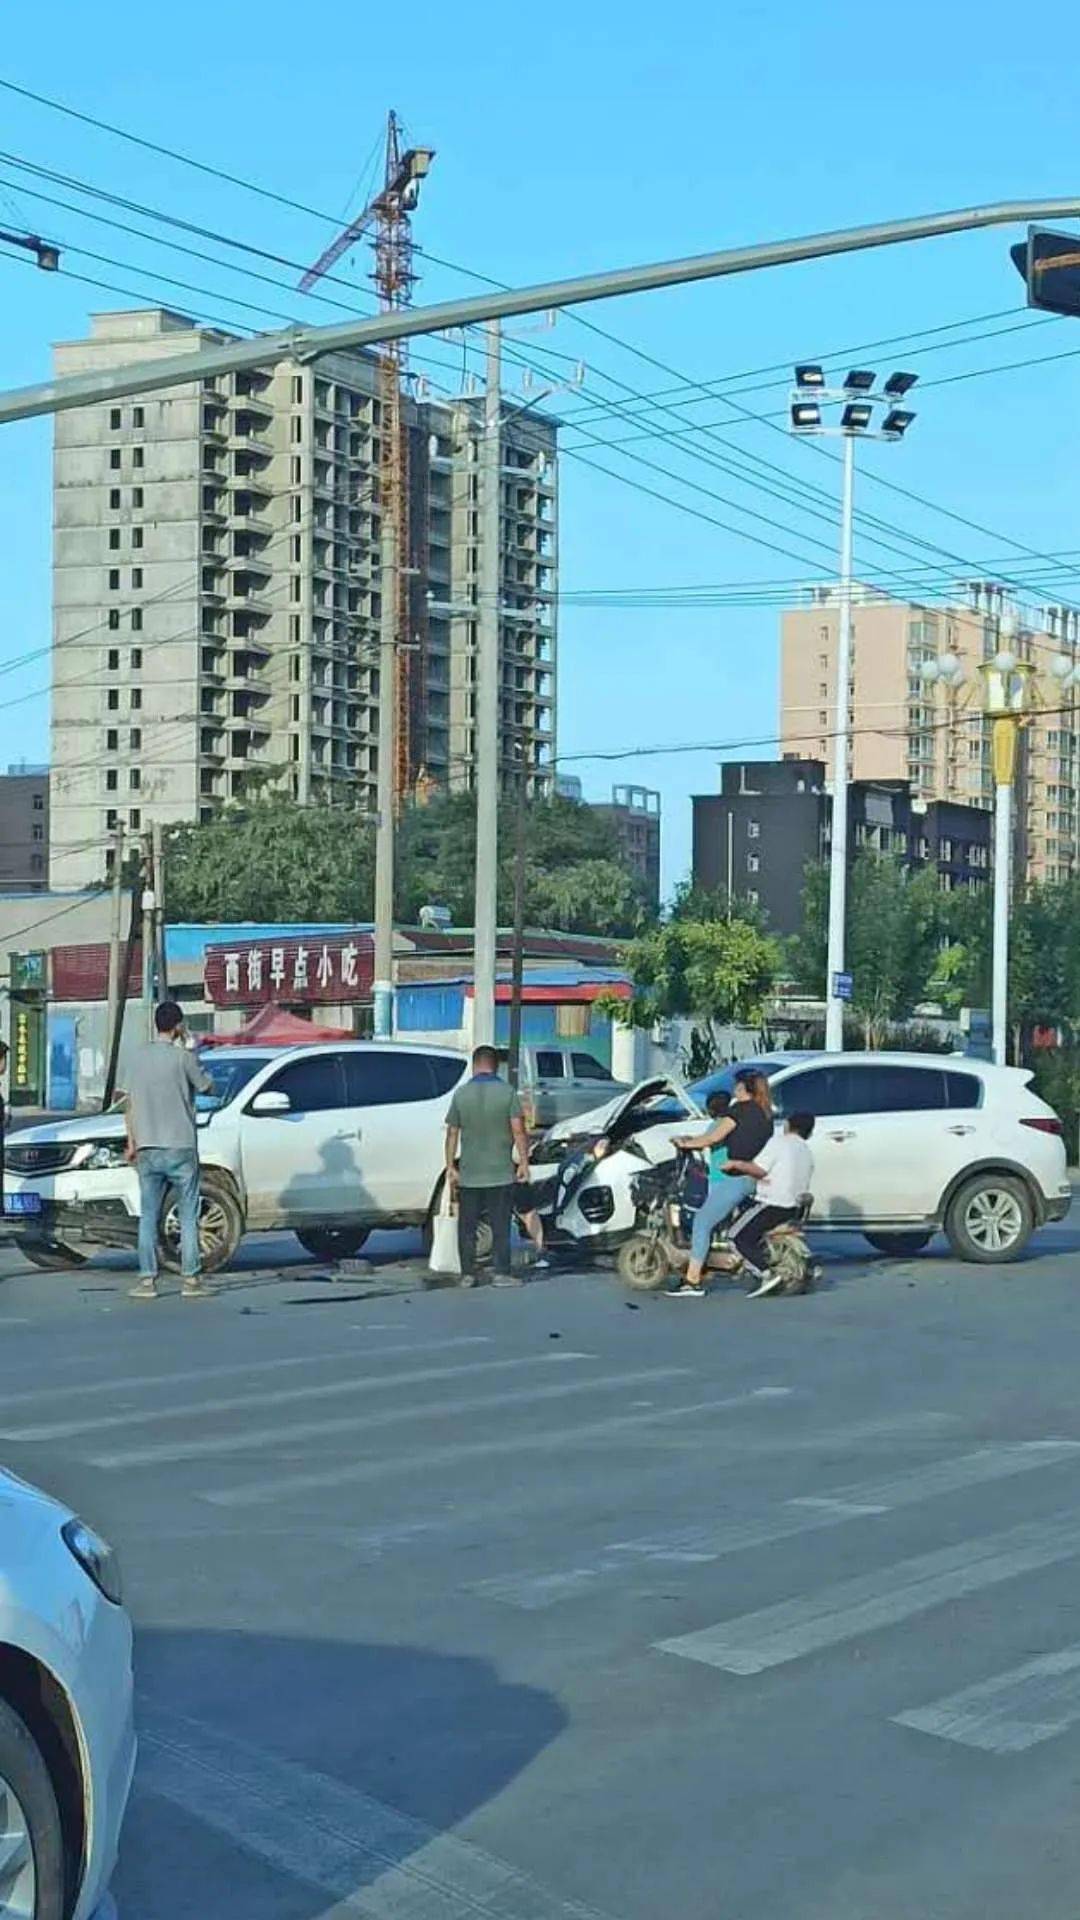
[4,0,1080,894]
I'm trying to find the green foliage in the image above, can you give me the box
[616,912,782,1044]
[165,798,376,923]
[1030,1045,1080,1161]
[792,853,947,1049]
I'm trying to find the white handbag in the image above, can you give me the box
[428,1181,461,1277]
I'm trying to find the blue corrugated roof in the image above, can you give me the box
[166,923,370,965]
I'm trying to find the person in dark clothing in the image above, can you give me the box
[728,1111,816,1297]
[669,1069,774,1297]
[444,1044,531,1287]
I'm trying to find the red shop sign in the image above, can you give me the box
[205,933,374,1008]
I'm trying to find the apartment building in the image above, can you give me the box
[779,585,1080,888]
[50,309,558,889]
[0,765,49,890]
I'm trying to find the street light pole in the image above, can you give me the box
[978,655,1035,1066]
[472,321,501,1050]
[825,431,856,1052]
[372,494,397,1041]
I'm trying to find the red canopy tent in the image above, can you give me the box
[199,1005,348,1048]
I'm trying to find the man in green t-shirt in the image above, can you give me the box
[445,1045,530,1287]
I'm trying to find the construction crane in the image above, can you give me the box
[300,112,435,808]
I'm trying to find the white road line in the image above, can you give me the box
[2,1351,594,1443]
[139,1702,614,1920]
[91,1365,692,1470]
[204,1385,793,1509]
[471,1443,1080,1610]
[656,1508,1080,1675]
[0,1335,493,1416]
[895,1644,1080,1753]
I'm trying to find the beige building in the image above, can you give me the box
[780,585,1080,888]
[50,309,557,889]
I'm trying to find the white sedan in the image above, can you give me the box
[0,1470,135,1920]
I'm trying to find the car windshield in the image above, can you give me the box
[195,1052,272,1112]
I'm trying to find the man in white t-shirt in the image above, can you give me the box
[724,1111,815,1298]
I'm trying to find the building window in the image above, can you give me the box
[130,769,141,791]
[747,853,760,873]
[132,486,144,508]
[108,568,120,590]
[131,568,143,589]
[130,727,141,750]
[30,855,43,874]
[109,449,121,470]
[106,728,119,751]
[32,793,43,812]
[107,689,120,711]
[132,527,143,550]
[109,528,121,550]
[107,648,120,671]
[31,824,43,842]
[292,375,303,403]
[747,888,759,906]
[106,769,118,792]
[129,808,141,829]
[108,609,120,631]
[131,608,143,632]
[133,406,144,428]
[132,447,144,469]
[131,648,143,670]
[110,407,122,430]
[109,487,121,510]
[106,808,118,830]
[747,820,760,839]
[130,689,142,711]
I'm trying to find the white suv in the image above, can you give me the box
[534,1052,1071,1264]
[3,1042,468,1272]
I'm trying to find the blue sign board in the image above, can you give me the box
[832,971,854,1002]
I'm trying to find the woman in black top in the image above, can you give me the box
[671,1070,774,1295]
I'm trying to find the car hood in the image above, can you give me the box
[544,1074,703,1144]
[8,1112,128,1146]
[0,1466,71,1524]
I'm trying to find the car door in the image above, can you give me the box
[239,1052,358,1227]
[774,1062,981,1223]
[342,1049,465,1217]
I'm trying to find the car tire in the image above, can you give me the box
[158,1172,244,1275]
[863,1231,933,1257]
[616,1234,671,1290]
[14,1238,88,1272]
[0,1696,66,1920]
[945,1173,1035,1264]
[296,1227,371,1262]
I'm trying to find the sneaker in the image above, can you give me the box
[459,1274,479,1289]
[531,1255,551,1272]
[128,1277,159,1301]
[747,1269,784,1300]
[666,1281,708,1299]
[493,1273,525,1288]
[181,1278,215,1300]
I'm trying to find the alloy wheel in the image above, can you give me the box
[964,1186,1024,1255]
[0,1771,36,1920]
[163,1192,230,1261]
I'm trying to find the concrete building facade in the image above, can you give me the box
[0,767,49,891]
[779,585,1080,889]
[693,757,991,937]
[51,309,558,888]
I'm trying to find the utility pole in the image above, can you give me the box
[140,833,156,1039]
[825,431,856,1053]
[507,782,528,1089]
[105,823,125,1072]
[372,507,397,1041]
[151,821,167,1000]
[473,320,502,1049]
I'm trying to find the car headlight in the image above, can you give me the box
[72,1140,129,1171]
[61,1518,123,1605]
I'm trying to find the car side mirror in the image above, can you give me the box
[249,1089,291,1116]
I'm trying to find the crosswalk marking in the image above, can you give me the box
[0,1334,493,1417]
[90,1364,692,1470]
[1,1349,594,1444]
[139,1702,615,1919]
[656,1508,1080,1675]
[895,1644,1080,1753]
[204,1385,793,1509]
[471,1443,1080,1610]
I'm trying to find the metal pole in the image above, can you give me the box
[105,823,125,1068]
[473,320,501,1050]
[372,506,397,1040]
[140,833,155,1040]
[507,784,528,1090]
[992,775,1012,1067]
[151,821,167,998]
[8,199,1080,424]
[825,432,856,1053]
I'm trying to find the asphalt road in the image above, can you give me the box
[4,1208,1080,1920]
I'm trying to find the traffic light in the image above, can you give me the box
[1011,226,1080,318]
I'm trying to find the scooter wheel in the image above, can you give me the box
[616,1235,671,1291]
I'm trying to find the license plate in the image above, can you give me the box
[5,1193,43,1216]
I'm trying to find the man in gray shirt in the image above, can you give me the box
[445,1045,530,1287]
[125,1000,214,1300]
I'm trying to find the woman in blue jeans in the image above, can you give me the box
[669,1070,774,1297]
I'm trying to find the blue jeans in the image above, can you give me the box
[136,1147,201,1280]
[690,1175,755,1264]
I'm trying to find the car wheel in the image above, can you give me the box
[945,1174,1035,1263]
[159,1172,244,1275]
[0,1697,65,1920]
[863,1231,934,1257]
[296,1227,370,1262]
[14,1238,88,1272]
[616,1234,670,1290]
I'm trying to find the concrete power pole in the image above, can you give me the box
[105,823,126,1072]
[472,321,502,1050]
[140,833,155,1038]
[151,821,167,1000]
[372,497,398,1041]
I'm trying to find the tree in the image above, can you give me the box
[165,799,375,923]
[613,912,782,1061]
[791,854,944,1048]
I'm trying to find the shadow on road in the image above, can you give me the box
[118,1627,568,1918]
